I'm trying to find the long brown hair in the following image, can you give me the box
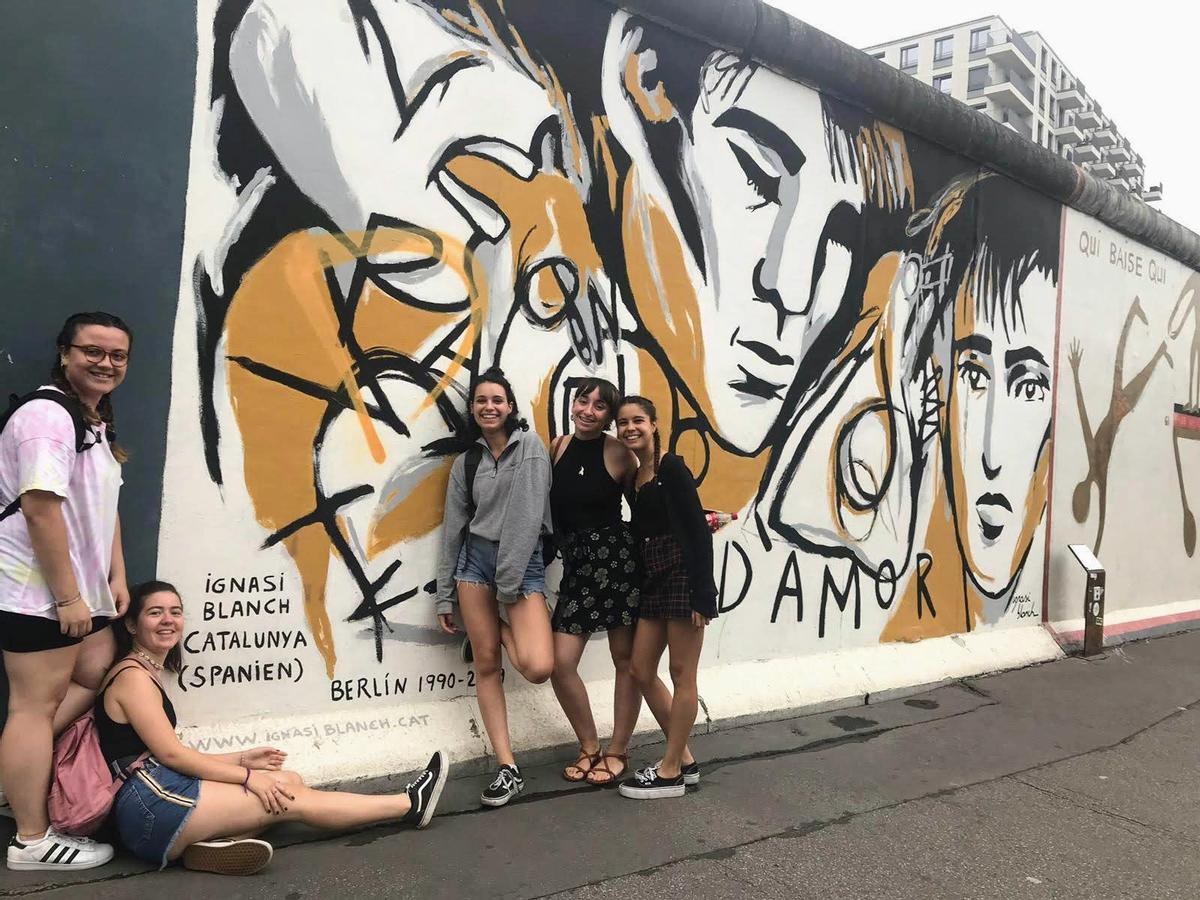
[52,312,133,463]
[118,581,184,674]
[618,395,661,473]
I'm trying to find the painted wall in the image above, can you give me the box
[1047,210,1200,625]
[159,0,1075,753]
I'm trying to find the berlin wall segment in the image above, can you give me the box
[147,0,1198,778]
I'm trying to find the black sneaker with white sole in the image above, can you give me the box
[401,750,449,829]
[618,764,686,799]
[480,764,524,807]
[681,761,700,785]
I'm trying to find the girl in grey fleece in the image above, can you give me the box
[435,368,556,809]
[435,430,554,612]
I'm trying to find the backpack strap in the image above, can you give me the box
[463,443,484,520]
[0,390,92,525]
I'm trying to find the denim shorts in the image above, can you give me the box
[112,758,200,868]
[455,534,546,602]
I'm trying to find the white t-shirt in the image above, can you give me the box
[0,387,122,619]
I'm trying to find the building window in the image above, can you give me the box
[970,27,990,53]
[900,44,918,69]
[1051,60,1058,81]
[933,74,952,94]
[872,51,885,60]
[1039,84,1046,109]
[934,36,954,61]
[967,65,989,94]
[1040,47,1047,72]
[972,102,988,112]
[1037,122,1044,143]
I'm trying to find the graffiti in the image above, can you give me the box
[1169,272,1200,554]
[1068,298,1173,554]
[164,0,1065,704]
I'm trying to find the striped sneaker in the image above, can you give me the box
[7,829,114,871]
[400,750,449,829]
[182,838,273,876]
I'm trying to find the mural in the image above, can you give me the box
[161,0,1066,720]
[1049,211,1200,623]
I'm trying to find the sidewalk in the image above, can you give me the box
[4,630,1199,899]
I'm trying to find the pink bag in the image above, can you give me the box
[48,709,147,836]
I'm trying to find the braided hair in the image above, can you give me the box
[618,395,661,473]
[52,312,133,463]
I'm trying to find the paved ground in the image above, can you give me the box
[4,629,1199,898]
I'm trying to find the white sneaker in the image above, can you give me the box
[7,829,114,871]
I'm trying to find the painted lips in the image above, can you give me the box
[976,492,1013,542]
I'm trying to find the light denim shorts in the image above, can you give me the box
[455,534,546,601]
[111,758,200,868]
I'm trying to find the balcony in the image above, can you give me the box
[1121,159,1145,178]
[1052,123,1084,144]
[999,116,1032,140]
[1091,129,1117,148]
[1107,145,1132,164]
[1088,160,1116,179]
[1056,87,1085,110]
[1076,108,1102,130]
[984,29,1037,73]
[1142,184,1163,202]
[1074,143,1100,163]
[984,76,1035,114]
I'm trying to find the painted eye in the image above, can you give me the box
[728,141,781,209]
[957,361,989,393]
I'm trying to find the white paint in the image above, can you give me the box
[179,625,1062,786]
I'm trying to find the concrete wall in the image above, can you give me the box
[4,0,1195,781]
[1046,211,1200,639]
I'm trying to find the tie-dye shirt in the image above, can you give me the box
[0,387,121,619]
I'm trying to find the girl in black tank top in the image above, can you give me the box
[548,380,680,789]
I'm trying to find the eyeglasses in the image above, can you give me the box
[70,344,130,367]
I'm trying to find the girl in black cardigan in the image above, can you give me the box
[615,396,716,799]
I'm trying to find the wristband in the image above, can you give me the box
[242,767,251,793]
[55,592,82,609]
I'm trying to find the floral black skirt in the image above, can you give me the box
[551,524,641,634]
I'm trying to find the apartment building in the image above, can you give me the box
[864,16,1161,202]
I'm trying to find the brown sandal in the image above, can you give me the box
[563,747,601,782]
[585,752,628,787]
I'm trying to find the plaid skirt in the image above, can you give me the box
[638,533,694,620]
[551,524,641,634]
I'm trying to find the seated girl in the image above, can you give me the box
[96,580,448,875]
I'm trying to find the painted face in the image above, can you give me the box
[571,388,612,436]
[228,0,586,314]
[616,404,656,455]
[683,70,863,452]
[472,382,513,435]
[61,324,130,403]
[131,591,185,655]
[948,266,1055,596]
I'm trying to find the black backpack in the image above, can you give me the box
[0,390,93,524]
[462,443,556,565]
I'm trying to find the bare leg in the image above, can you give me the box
[457,584,513,766]
[658,619,706,779]
[170,771,410,860]
[625,621,695,766]
[53,626,116,734]
[605,626,641,757]
[501,592,554,685]
[550,632,600,772]
[0,645,78,838]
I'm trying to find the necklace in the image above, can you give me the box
[131,643,164,672]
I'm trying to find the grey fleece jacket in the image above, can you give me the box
[436,430,554,614]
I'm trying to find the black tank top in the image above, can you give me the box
[550,435,622,536]
[95,662,178,766]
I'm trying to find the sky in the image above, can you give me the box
[764,0,1200,236]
